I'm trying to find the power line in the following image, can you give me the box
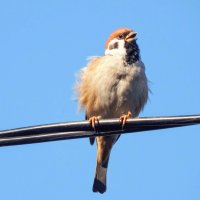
[0,114,200,147]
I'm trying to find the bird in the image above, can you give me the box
[76,28,148,193]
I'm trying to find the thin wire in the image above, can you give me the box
[0,114,200,147]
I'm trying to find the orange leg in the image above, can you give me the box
[89,116,99,130]
[120,111,132,129]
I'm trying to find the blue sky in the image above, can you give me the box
[0,0,200,199]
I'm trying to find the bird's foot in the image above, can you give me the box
[120,111,132,129]
[89,116,100,131]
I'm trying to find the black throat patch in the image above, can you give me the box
[124,41,140,65]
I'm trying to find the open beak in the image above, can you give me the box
[125,31,137,42]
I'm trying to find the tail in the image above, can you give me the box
[93,156,109,194]
[92,135,118,193]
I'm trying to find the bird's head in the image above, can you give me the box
[105,28,140,64]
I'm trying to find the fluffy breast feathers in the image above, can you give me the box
[76,56,148,118]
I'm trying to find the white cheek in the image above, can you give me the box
[105,39,126,57]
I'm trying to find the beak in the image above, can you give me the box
[125,31,137,42]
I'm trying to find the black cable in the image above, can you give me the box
[0,114,200,147]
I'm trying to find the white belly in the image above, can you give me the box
[94,56,148,118]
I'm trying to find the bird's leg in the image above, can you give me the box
[89,116,100,131]
[120,111,132,129]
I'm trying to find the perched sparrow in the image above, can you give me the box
[76,28,148,193]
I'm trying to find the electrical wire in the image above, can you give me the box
[0,114,200,147]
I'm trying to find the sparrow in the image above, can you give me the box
[76,28,148,193]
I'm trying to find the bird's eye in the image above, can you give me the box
[118,34,124,39]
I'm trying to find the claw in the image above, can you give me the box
[120,111,132,129]
[89,116,99,131]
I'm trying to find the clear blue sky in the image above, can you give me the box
[0,0,200,199]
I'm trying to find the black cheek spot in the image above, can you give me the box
[109,42,118,50]
[114,42,118,49]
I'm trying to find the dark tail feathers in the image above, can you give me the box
[92,155,110,194]
[93,164,107,193]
